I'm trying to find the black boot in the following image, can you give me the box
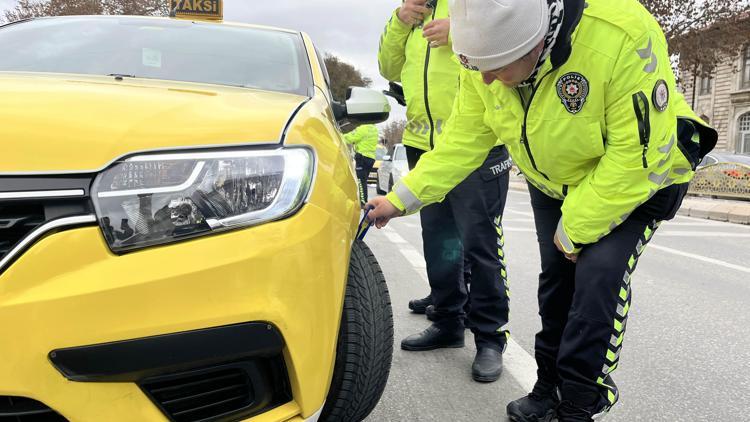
[506,378,559,422]
[471,348,503,382]
[425,304,437,321]
[401,324,464,351]
[556,401,594,422]
[408,294,432,314]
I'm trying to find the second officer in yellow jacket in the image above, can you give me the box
[379,0,513,382]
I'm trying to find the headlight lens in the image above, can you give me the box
[92,148,314,252]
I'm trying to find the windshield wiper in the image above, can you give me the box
[107,73,136,81]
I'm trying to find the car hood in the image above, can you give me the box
[0,73,308,173]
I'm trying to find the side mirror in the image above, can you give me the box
[334,87,391,125]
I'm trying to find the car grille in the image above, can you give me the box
[0,396,68,421]
[0,202,46,261]
[0,175,95,270]
[140,358,291,422]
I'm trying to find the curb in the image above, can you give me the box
[508,178,750,225]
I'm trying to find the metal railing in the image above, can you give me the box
[688,162,750,201]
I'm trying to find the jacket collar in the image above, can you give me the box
[549,0,586,70]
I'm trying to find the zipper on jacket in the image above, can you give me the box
[515,70,555,180]
[423,4,437,149]
[632,91,651,169]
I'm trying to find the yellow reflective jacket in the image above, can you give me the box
[378,0,459,152]
[388,0,717,248]
[344,124,379,159]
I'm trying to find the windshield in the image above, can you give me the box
[0,17,312,95]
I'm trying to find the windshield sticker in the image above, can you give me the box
[142,48,162,68]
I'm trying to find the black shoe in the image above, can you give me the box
[556,401,594,422]
[400,324,464,351]
[471,348,503,382]
[408,295,432,314]
[506,379,560,422]
[425,304,437,321]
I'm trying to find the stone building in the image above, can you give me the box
[680,22,750,154]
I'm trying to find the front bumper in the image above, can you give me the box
[0,202,350,421]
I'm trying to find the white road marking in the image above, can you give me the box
[400,249,427,269]
[504,339,537,393]
[384,224,539,393]
[657,231,750,238]
[504,228,536,233]
[383,231,408,244]
[502,218,536,223]
[663,222,750,228]
[650,244,750,274]
[506,209,535,218]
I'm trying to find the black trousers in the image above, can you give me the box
[354,153,375,204]
[406,145,512,352]
[528,181,688,414]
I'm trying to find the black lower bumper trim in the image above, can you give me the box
[49,322,285,382]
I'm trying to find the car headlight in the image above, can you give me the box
[92,148,314,253]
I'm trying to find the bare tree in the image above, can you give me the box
[324,53,372,103]
[4,0,168,22]
[380,120,406,154]
[640,0,750,76]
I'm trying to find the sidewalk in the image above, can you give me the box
[508,177,750,225]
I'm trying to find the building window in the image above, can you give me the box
[739,113,750,154]
[699,75,713,95]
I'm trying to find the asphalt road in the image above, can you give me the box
[364,188,750,422]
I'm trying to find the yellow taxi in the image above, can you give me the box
[0,6,393,422]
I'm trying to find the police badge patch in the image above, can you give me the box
[652,79,669,112]
[556,73,589,114]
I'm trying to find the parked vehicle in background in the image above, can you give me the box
[369,145,388,184]
[698,152,750,168]
[377,144,408,195]
[691,152,750,201]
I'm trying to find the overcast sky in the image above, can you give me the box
[0,0,408,122]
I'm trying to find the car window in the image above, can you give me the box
[700,155,718,167]
[376,148,387,160]
[394,146,407,161]
[0,17,313,95]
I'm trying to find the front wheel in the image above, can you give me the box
[319,240,393,421]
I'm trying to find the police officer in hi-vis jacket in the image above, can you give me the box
[378,0,513,383]
[368,0,717,420]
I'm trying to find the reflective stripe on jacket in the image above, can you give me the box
[344,124,379,159]
[388,0,716,246]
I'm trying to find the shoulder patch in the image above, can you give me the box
[652,79,669,112]
[556,72,590,114]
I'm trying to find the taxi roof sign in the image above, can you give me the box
[170,0,223,21]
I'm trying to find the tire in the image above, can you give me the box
[320,240,393,422]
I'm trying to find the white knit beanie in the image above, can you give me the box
[450,0,550,72]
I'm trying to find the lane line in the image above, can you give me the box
[506,209,535,218]
[665,221,750,228]
[400,249,427,269]
[504,339,537,393]
[650,244,750,274]
[657,231,750,238]
[383,231,408,244]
